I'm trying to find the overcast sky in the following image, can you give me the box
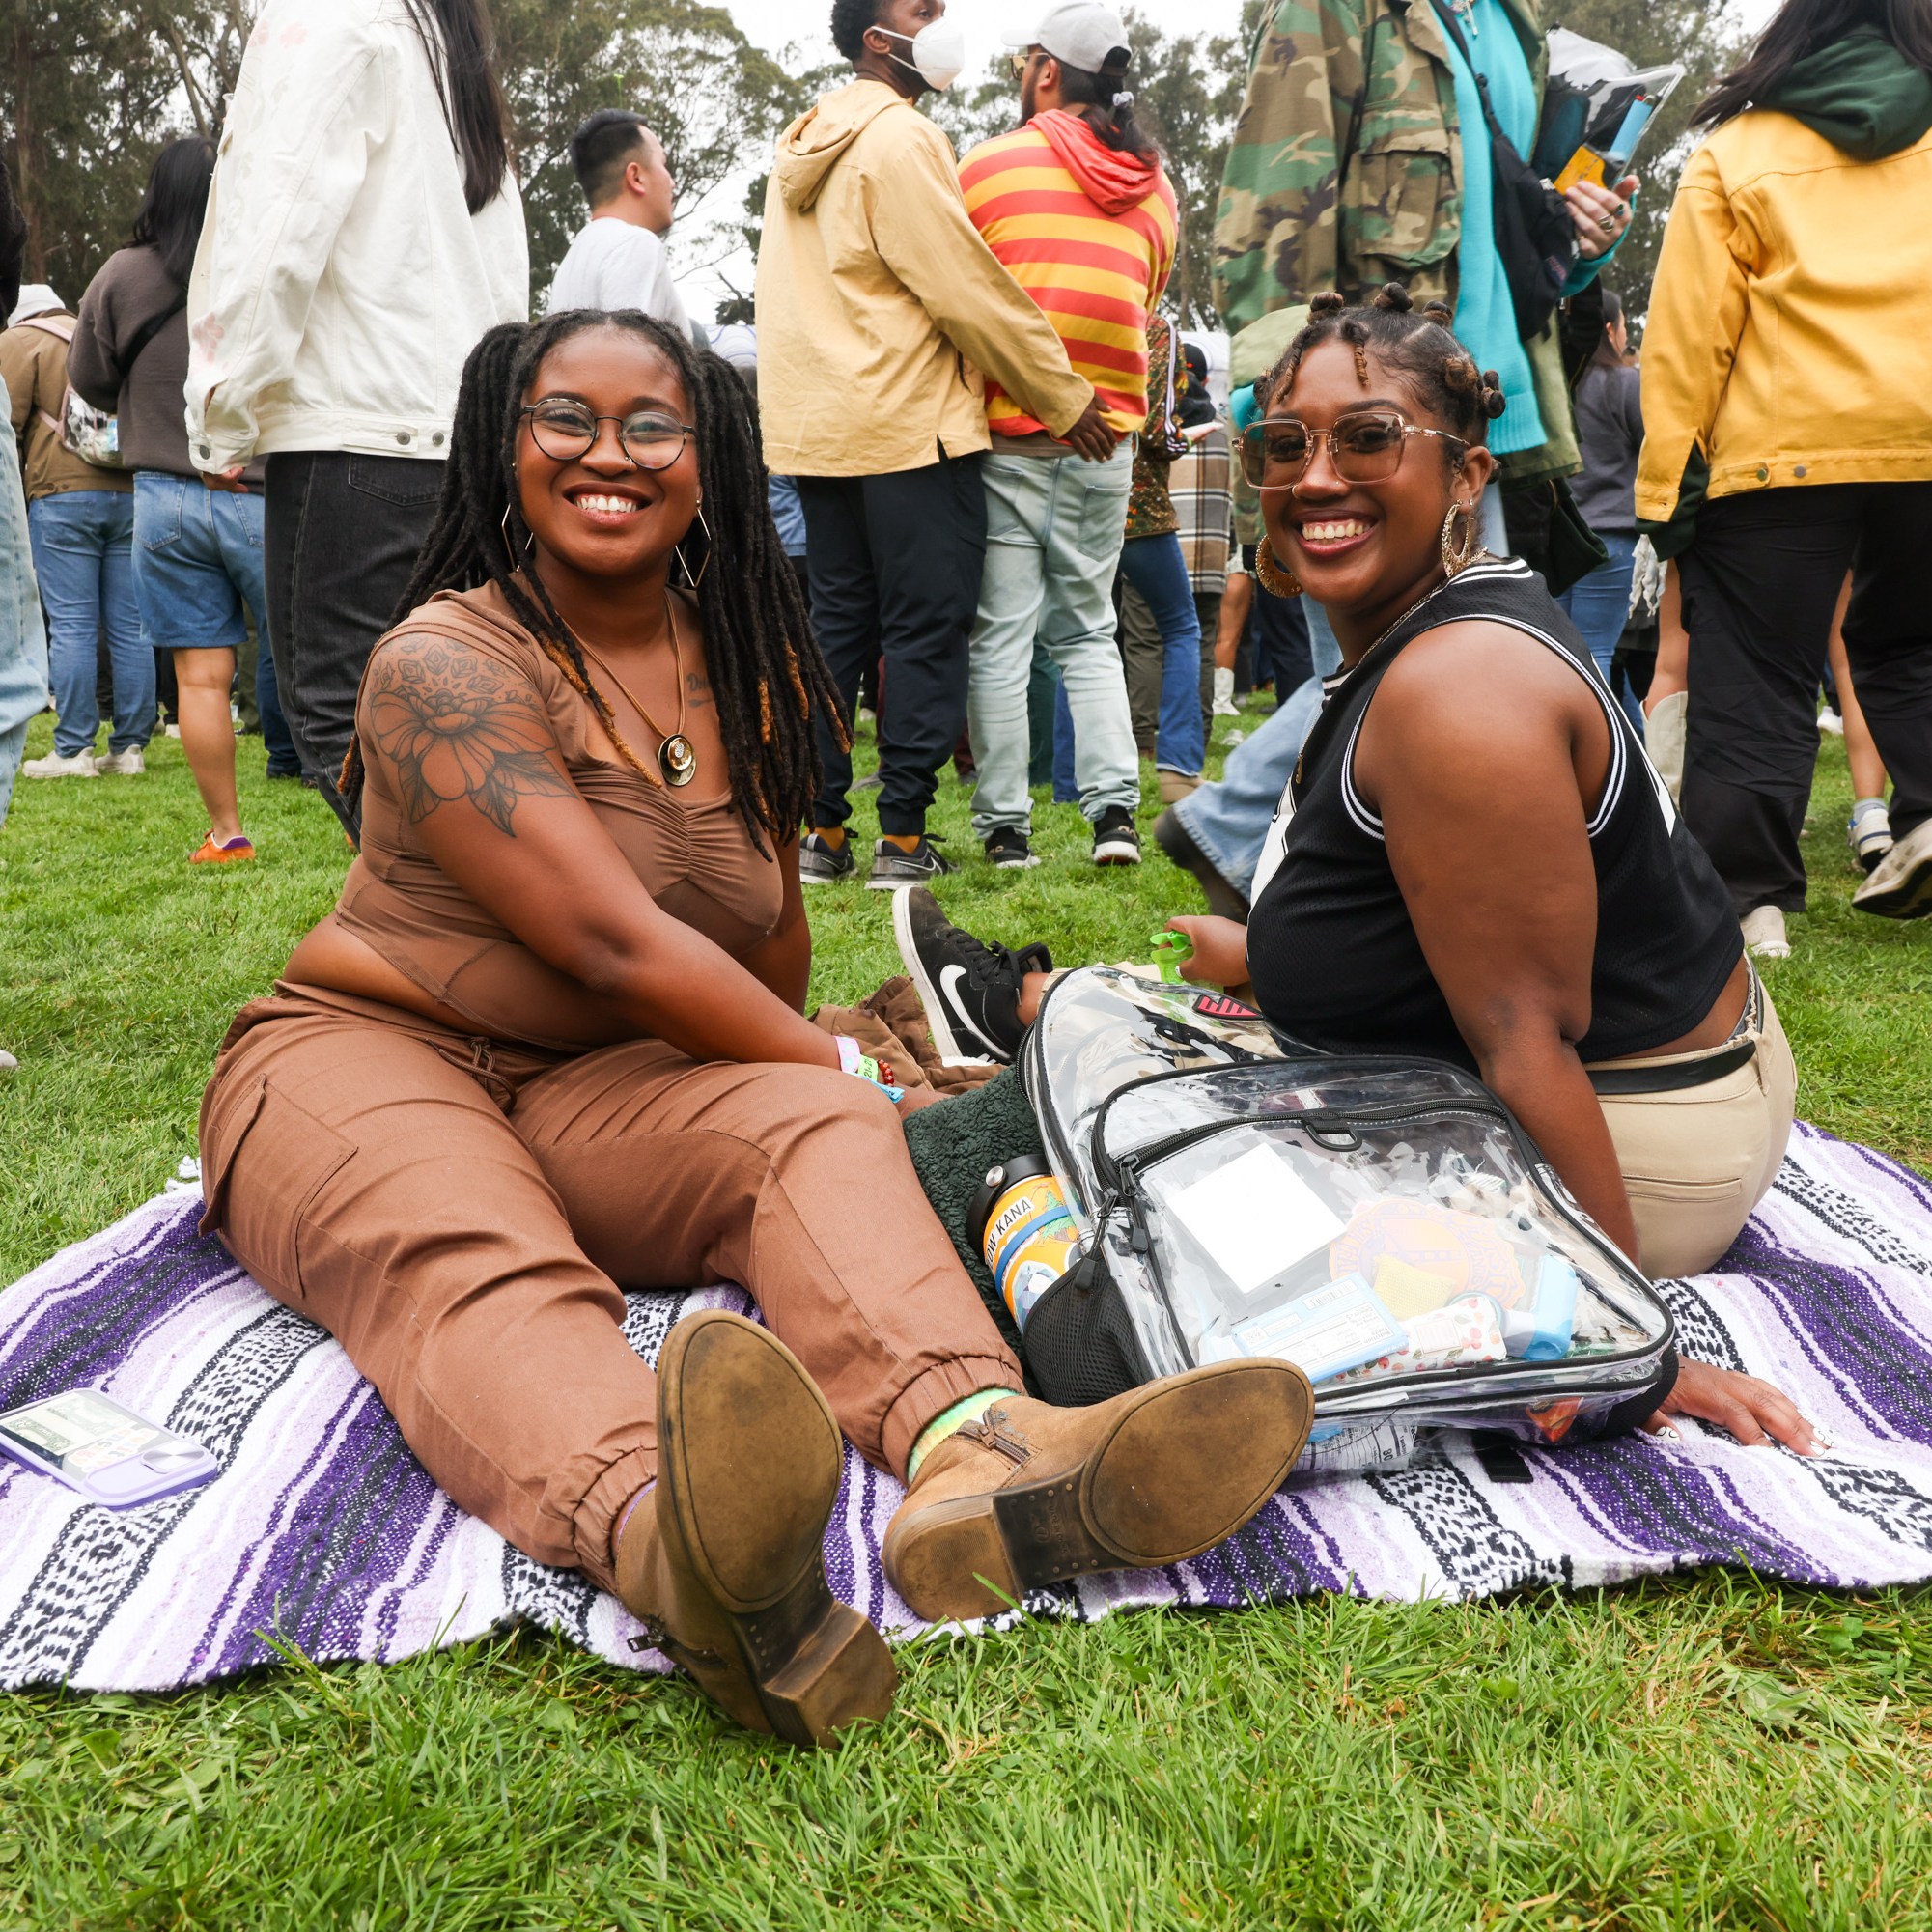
[671,0,1773,322]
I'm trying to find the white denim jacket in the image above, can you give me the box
[184,0,528,470]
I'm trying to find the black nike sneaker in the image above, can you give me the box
[799,830,857,885]
[983,826,1041,870]
[1091,804,1142,866]
[865,836,958,890]
[890,886,1053,1065]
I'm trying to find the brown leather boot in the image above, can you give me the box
[882,1361,1313,1622]
[615,1310,897,1747]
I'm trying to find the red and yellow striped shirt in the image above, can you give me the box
[958,113,1177,438]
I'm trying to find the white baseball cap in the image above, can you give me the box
[1003,3,1133,72]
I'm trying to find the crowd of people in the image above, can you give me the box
[0,0,1927,1740]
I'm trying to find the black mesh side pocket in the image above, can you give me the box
[1022,1254,1153,1407]
[1569,1349,1680,1445]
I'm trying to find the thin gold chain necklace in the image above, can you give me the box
[1294,562,1477,789]
[564,594,699,790]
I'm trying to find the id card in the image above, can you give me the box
[0,1389,217,1507]
[1229,1274,1408,1383]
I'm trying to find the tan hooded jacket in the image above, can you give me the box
[754,79,1095,477]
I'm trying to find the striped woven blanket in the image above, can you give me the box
[3,1123,1931,1693]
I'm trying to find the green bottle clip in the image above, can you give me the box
[1148,930,1193,983]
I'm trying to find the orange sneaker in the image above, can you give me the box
[189,832,256,865]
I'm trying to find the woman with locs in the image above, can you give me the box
[893,287,1820,1457]
[195,309,1315,1748]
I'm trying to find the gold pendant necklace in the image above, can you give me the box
[568,594,698,790]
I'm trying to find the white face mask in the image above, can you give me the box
[877,20,967,91]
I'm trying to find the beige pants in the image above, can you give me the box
[1592,987,1797,1279]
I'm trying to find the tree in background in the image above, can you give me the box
[1,0,247,300]
[1,0,797,315]
[2,1,1748,336]
[1554,0,1750,326]
[494,0,799,301]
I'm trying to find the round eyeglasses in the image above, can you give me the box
[1240,410,1468,490]
[520,401,696,471]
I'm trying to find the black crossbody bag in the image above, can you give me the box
[1428,0,1576,342]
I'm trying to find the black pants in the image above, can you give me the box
[1679,483,1932,914]
[265,451,445,836]
[798,455,987,839]
[1240,542,1312,696]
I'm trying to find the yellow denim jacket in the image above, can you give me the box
[1637,111,1932,542]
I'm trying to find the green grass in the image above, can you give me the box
[3,704,1931,1930]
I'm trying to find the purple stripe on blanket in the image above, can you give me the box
[0,1215,231,1406]
[4,1127,1932,1694]
[1725,1229,1932,1442]
[197,1381,452,1679]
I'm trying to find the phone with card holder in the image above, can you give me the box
[0,1388,218,1507]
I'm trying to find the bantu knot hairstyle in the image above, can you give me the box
[342,309,845,853]
[1268,282,1508,446]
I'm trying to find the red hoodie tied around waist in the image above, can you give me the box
[958,110,1177,438]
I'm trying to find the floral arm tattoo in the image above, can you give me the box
[366,638,576,836]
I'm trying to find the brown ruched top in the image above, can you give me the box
[331,585,782,1051]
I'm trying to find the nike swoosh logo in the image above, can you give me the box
[939,963,972,1021]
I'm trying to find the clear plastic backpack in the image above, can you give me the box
[1012,967,1677,1478]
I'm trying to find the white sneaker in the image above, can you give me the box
[21,750,98,778]
[0,1049,16,1077]
[1817,707,1844,736]
[1853,817,1932,920]
[1847,799,1893,874]
[1740,905,1791,960]
[95,748,146,776]
[164,723,182,740]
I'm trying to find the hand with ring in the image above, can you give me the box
[1565,174,1637,261]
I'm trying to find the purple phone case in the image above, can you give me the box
[0,1391,220,1509]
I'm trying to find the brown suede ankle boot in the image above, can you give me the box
[615,1310,897,1747]
[882,1362,1313,1622]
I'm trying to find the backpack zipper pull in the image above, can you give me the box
[1115,1160,1153,1255]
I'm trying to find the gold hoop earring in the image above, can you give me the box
[1253,541,1302,598]
[500,503,528,574]
[1441,499,1481,577]
[674,501,713,593]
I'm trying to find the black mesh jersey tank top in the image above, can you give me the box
[1246,556,1742,1071]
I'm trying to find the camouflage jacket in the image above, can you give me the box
[1214,0,1580,483]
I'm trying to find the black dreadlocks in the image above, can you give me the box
[1267,284,1509,450]
[345,309,845,854]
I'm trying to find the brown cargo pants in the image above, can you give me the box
[198,984,1022,1590]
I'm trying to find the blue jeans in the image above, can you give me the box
[1167,601,1340,896]
[1119,533,1206,776]
[255,623,298,773]
[132,473,295,773]
[1052,528,1208,800]
[967,445,1136,833]
[0,434,45,825]
[1556,530,1642,730]
[27,490,151,757]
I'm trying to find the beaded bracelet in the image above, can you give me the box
[833,1034,906,1104]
